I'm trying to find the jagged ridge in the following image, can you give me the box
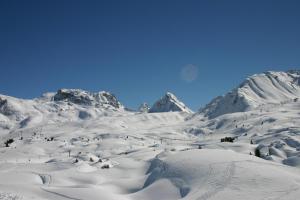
[53,89,123,108]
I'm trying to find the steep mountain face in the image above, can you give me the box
[138,103,149,113]
[200,70,300,118]
[0,97,11,116]
[149,92,192,113]
[53,89,123,109]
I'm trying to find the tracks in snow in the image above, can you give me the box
[39,174,84,200]
[189,162,236,200]
[40,188,83,200]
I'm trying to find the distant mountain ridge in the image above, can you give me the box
[1,70,300,130]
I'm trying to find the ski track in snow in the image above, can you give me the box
[191,162,235,200]
[271,187,300,200]
[41,188,82,200]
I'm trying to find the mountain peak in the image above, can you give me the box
[53,89,123,109]
[149,92,192,113]
[138,102,150,113]
[200,71,300,118]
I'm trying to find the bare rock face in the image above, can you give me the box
[53,89,123,109]
[0,97,11,116]
[54,89,93,105]
[149,92,192,113]
[0,97,7,107]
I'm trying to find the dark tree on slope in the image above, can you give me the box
[220,137,235,143]
[4,139,14,147]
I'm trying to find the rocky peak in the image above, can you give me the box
[149,92,192,113]
[53,89,123,109]
[138,103,150,113]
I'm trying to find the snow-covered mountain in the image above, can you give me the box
[200,70,300,118]
[0,89,126,130]
[53,89,124,109]
[138,102,150,113]
[148,92,192,113]
[1,71,300,200]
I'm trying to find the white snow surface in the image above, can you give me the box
[0,71,300,200]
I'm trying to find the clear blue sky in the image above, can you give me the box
[0,0,299,110]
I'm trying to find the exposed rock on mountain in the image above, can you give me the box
[53,89,123,109]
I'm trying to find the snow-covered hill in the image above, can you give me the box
[200,70,300,118]
[0,71,300,200]
[149,92,192,113]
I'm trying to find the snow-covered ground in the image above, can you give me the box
[0,70,300,200]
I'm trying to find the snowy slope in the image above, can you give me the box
[144,149,300,200]
[200,70,300,118]
[187,98,300,168]
[0,71,300,200]
[1,109,300,200]
[149,92,192,113]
